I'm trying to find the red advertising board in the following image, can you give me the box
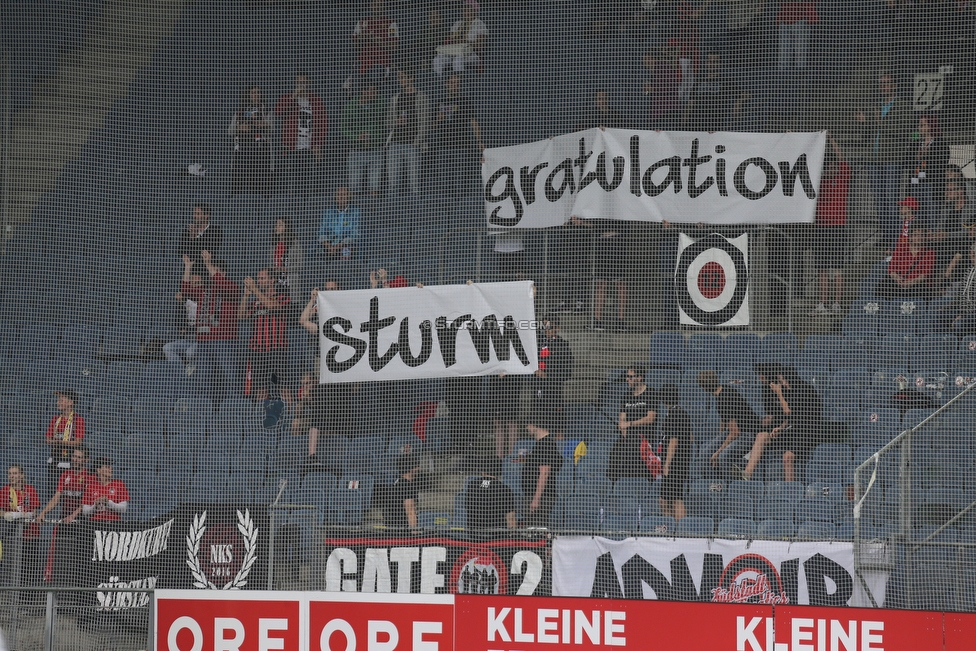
[773,606,944,651]
[943,612,976,651]
[307,593,454,651]
[156,592,301,651]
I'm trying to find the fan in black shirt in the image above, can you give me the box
[609,365,656,483]
[465,456,516,534]
[658,383,693,521]
[697,370,761,480]
[520,415,564,527]
[387,454,421,529]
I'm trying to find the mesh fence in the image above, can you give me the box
[1,1,976,642]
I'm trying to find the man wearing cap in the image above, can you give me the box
[44,389,85,496]
[466,456,517,533]
[81,458,129,523]
[519,414,563,527]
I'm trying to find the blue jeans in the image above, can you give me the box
[778,21,811,71]
[348,149,383,194]
[698,432,757,480]
[868,163,903,249]
[387,143,421,194]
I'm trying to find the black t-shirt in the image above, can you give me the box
[716,386,761,434]
[391,91,419,145]
[521,435,563,499]
[785,380,822,434]
[760,383,785,425]
[661,406,693,478]
[465,476,516,530]
[620,388,657,440]
[434,96,475,150]
[387,476,418,529]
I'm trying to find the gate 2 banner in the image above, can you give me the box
[483,129,826,229]
[675,232,750,326]
[316,281,538,383]
[320,536,550,595]
[552,536,889,609]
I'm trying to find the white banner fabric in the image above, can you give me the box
[483,129,826,229]
[552,536,888,609]
[676,232,750,326]
[316,281,539,383]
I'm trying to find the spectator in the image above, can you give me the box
[490,231,526,282]
[81,457,129,523]
[609,365,656,484]
[933,186,976,289]
[697,370,762,480]
[578,219,629,332]
[270,217,303,317]
[164,261,203,369]
[912,113,950,231]
[349,0,399,92]
[465,456,517,532]
[386,454,420,529]
[939,179,976,235]
[533,317,574,438]
[228,84,274,195]
[387,67,430,195]
[431,74,485,190]
[673,2,712,104]
[736,367,822,483]
[432,0,488,75]
[576,89,625,131]
[44,389,85,496]
[274,73,327,195]
[878,216,936,299]
[809,133,850,316]
[38,447,90,524]
[238,268,292,403]
[180,251,241,401]
[936,232,976,337]
[682,52,749,131]
[658,384,692,522]
[292,368,355,469]
[946,164,976,205]
[370,267,421,289]
[177,202,223,270]
[445,375,482,456]
[411,8,449,72]
[318,186,361,261]
[754,362,787,431]
[855,74,911,252]
[491,372,521,459]
[639,46,681,130]
[776,2,818,75]
[519,413,563,527]
[341,77,387,197]
[1,464,40,582]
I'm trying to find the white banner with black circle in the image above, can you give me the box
[553,536,889,608]
[483,129,825,229]
[675,232,750,326]
[317,282,538,383]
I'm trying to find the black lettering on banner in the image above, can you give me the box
[778,154,817,199]
[486,167,522,226]
[589,552,624,599]
[642,155,683,196]
[683,139,714,198]
[698,553,724,600]
[580,152,625,193]
[715,145,728,196]
[398,318,433,367]
[781,557,800,605]
[733,157,778,200]
[622,554,675,600]
[466,316,532,366]
[574,138,593,184]
[434,314,472,368]
[629,135,642,196]
[361,297,398,371]
[674,233,749,326]
[323,317,367,372]
[803,553,854,606]
[521,162,549,205]
[544,158,576,202]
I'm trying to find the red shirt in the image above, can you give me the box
[274,92,328,153]
[888,239,935,281]
[816,161,850,227]
[354,15,399,72]
[247,292,291,352]
[57,469,93,517]
[44,412,86,463]
[82,479,130,523]
[181,272,240,341]
[3,484,40,538]
[776,2,819,24]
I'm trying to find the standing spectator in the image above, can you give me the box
[809,133,850,316]
[581,220,629,332]
[386,454,420,530]
[519,414,563,527]
[37,447,90,587]
[318,186,361,261]
[180,251,241,402]
[228,84,274,195]
[177,202,223,270]
[465,456,517,532]
[164,264,203,369]
[239,269,292,403]
[552,216,594,315]
[275,73,328,195]
[912,113,950,232]
[1,464,40,584]
[431,74,485,191]
[432,0,489,75]
[697,370,762,480]
[878,218,936,299]
[44,389,85,497]
[534,317,574,438]
[491,372,521,459]
[775,1,818,90]
[683,52,749,131]
[609,365,656,484]
[658,384,692,522]
[270,217,304,319]
[856,74,911,252]
[292,369,354,470]
[348,0,399,92]
[387,67,430,195]
[639,46,681,130]
[81,457,129,523]
[674,1,712,104]
[576,89,625,131]
[342,78,387,197]
[411,8,449,72]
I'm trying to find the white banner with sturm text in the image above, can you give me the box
[483,129,826,229]
[553,536,889,609]
[317,281,538,383]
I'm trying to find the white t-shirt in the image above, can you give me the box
[450,18,488,44]
[296,97,312,150]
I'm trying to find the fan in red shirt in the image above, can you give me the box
[82,457,129,523]
[879,200,936,299]
[352,0,399,76]
[239,268,292,402]
[2,464,40,538]
[44,389,85,495]
[809,133,851,317]
[38,447,91,524]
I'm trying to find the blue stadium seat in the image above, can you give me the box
[647,331,686,369]
[757,519,796,539]
[797,520,836,540]
[757,498,794,522]
[882,298,927,337]
[688,333,725,371]
[675,516,714,537]
[877,335,918,372]
[718,517,757,539]
[836,336,877,370]
[721,333,761,372]
[823,368,869,422]
[842,299,883,337]
[765,481,804,504]
[918,333,956,370]
[796,497,835,524]
[758,333,797,367]
[639,515,676,535]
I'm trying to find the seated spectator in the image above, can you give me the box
[938,209,976,290]
[576,89,624,131]
[342,77,387,197]
[809,133,850,317]
[432,0,488,75]
[164,261,203,369]
[754,362,787,431]
[935,219,976,336]
[348,0,399,93]
[912,113,950,231]
[519,413,563,527]
[938,179,976,235]
[44,389,85,496]
[228,84,274,195]
[609,365,656,484]
[697,370,762,480]
[878,207,936,299]
[238,269,292,403]
[274,73,327,195]
[177,202,223,270]
[1,464,40,583]
[318,186,361,260]
[682,52,749,131]
[387,66,430,195]
[946,164,976,204]
[639,46,681,129]
[81,457,129,523]
[466,456,517,532]
[431,74,485,189]
[271,218,303,318]
[386,454,420,529]
[658,384,692,522]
